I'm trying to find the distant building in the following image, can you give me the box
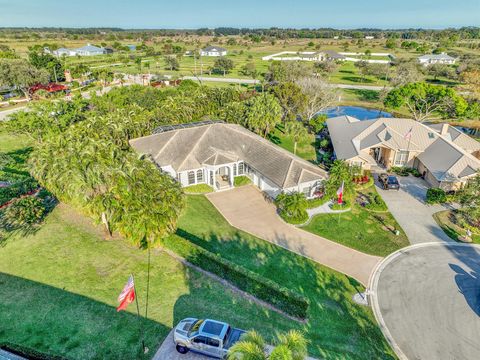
[418,53,456,66]
[75,44,107,56]
[49,44,107,57]
[299,52,326,61]
[200,46,227,57]
[323,50,347,61]
[127,45,137,51]
[365,36,375,40]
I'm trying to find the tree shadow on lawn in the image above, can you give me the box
[0,272,169,360]
[175,228,395,359]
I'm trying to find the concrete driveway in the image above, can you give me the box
[369,243,480,360]
[375,175,453,244]
[152,330,206,360]
[206,185,381,285]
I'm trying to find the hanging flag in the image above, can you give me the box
[336,181,344,204]
[117,275,136,312]
[404,127,413,140]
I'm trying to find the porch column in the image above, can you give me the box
[229,165,234,187]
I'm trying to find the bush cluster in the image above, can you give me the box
[0,178,38,206]
[165,231,310,319]
[390,167,421,177]
[426,188,447,204]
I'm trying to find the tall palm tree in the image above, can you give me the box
[285,121,308,155]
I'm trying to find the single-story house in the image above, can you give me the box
[323,50,347,61]
[130,121,327,198]
[200,46,227,57]
[50,47,77,57]
[75,44,107,56]
[418,53,456,66]
[326,116,480,191]
[299,52,327,61]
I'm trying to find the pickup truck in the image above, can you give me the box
[173,318,245,358]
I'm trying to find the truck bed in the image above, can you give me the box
[224,328,246,349]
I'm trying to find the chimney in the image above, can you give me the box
[440,123,449,135]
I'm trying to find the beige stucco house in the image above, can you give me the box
[326,116,480,191]
[130,121,327,198]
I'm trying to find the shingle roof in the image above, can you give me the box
[427,123,480,155]
[418,54,455,61]
[202,46,227,52]
[75,44,105,52]
[327,116,480,182]
[130,122,327,189]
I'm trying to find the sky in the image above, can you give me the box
[0,0,479,29]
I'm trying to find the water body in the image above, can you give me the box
[322,106,392,120]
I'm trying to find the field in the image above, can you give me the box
[2,36,476,88]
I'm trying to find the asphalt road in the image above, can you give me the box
[370,243,480,360]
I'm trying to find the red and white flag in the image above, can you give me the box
[117,275,136,312]
[404,127,413,140]
[336,181,344,204]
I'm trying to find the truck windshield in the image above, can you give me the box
[188,319,204,337]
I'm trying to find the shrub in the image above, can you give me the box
[2,196,46,225]
[279,210,309,225]
[164,232,310,319]
[364,193,388,211]
[306,196,328,209]
[390,166,410,176]
[331,200,349,210]
[0,178,38,206]
[426,188,447,204]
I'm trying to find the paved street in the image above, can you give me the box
[370,243,480,360]
[207,185,381,285]
[375,175,453,244]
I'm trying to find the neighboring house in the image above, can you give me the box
[418,53,456,66]
[326,116,480,191]
[200,46,227,57]
[130,121,327,198]
[75,44,107,56]
[50,47,77,56]
[323,50,347,61]
[299,52,327,61]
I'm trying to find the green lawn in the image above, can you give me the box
[301,193,409,257]
[269,125,317,163]
[433,210,480,244]
[174,195,395,359]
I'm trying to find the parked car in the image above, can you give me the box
[173,318,245,358]
[379,174,400,190]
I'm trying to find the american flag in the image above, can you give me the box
[118,275,135,303]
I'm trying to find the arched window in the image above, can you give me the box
[197,169,204,182]
[188,171,195,185]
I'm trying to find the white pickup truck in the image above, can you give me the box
[173,318,245,359]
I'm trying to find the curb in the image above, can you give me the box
[368,242,480,360]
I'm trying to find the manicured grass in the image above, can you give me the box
[0,133,31,153]
[302,192,409,257]
[0,203,315,360]
[234,175,252,187]
[183,183,214,194]
[269,125,317,163]
[175,195,395,359]
[433,210,480,244]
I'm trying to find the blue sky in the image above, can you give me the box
[0,0,479,29]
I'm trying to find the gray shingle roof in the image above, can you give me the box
[418,54,455,61]
[130,122,327,189]
[202,46,227,52]
[326,116,375,159]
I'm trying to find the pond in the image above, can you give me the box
[322,106,392,120]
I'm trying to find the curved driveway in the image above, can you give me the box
[207,185,381,285]
[369,243,480,360]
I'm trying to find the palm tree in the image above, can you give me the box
[285,121,308,155]
[228,330,307,360]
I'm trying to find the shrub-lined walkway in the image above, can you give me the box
[207,185,381,285]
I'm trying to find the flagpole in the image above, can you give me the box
[131,274,146,354]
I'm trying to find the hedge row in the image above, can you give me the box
[1,342,68,360]
[164,230,310,319]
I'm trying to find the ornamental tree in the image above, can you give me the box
[384,82,468,121]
